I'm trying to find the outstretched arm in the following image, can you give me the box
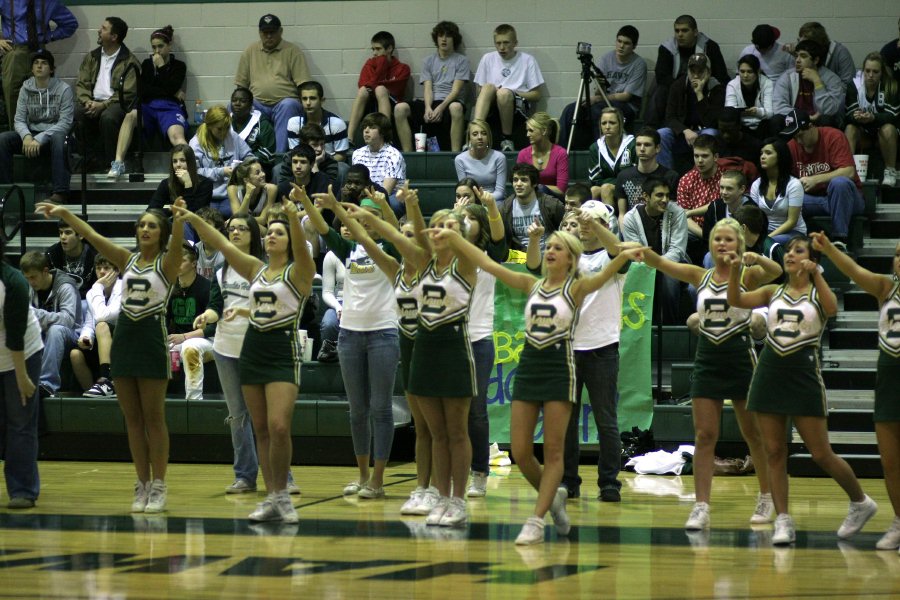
[573,246,647,303]
[741,251,783,290]
[642,247,705,287]
[727,254,774,309]
[811,231,894,302]
[367,186,400,231]
[282,200,316,296]
[34,203,130,271]
[437,228,537,293]
[172,204,264,282]
[346,203,428,273]
[399,182,431,256]
[160,199,187,282]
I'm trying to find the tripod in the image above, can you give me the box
[566,53,613,154]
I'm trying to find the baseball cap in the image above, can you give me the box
[687,53,709,71]
[258,14,281,31]
[780,109,811,136]
[579,200,613,224]
[751,24,780,49]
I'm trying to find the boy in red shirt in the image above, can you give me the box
[346,31,410,144]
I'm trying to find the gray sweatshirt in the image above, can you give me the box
[14,76,75,144]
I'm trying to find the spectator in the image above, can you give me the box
[795,21,856,85]
[773,40,845,129]
[588,107,636,207]
[19,250,82,399]
[298,123,340,186]
[717,107,763,168]
[193,207,225,280]
[338,163,385,206]
[733,204,785,275]
[750,137,806,243]
[881,17,900,74]
[614,127,680,223]
[148,144,213,217]
[473,24,544,152]
[560,25,647,149]
[454,119,506,202]
[230,87,276,180]
[844,52,899,187]
[783,109,864,252]
[346,31,410,144]
[73,17,140,174]
[677,134,724,239]
[395,20,469,152]
[726,55,774,135]
[318,221,347,363]
[517,111,568,197]
[45,220,96,297]
[658,53,724,172]
[227,156,277,217]
[564,182,591,211]
[350,112,405,214]
[234,14,309,153]
[740,24,794,82]
[0,49,73,203]
[70,255,121,397]
[276,144,329,210]
[189,105,254,218]
[701,170,756,248]
[498,163,565,251]
[621,177,689,324]
[287,81,349,162]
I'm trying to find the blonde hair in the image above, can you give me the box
[467,118,492,148]
[526,111,560,144]
[429,208,469,238]
[599,107,625,138]
[197,105,231,161]
[542,230,583,277]
[709,217,746,257]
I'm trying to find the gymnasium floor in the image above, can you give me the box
[1,461,898,599]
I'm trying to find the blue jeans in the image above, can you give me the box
[1,351,42,500]
[40,324,77,393]
[209,197,232,219]
[253,98,302,154]
[321,308,340,345]
[337,328,400,460]
[562,343,621,493]
[801,177,864,238]
[0,130,70,194]
[770,231,805,245]
[657,127,718,170]
[468,337,494,474]
[214,350,258,483]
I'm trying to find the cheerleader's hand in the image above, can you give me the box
[809,231,831,252]
[723,251,742,269]
[282,198,299,218]
[427,227,460,242]
[742,251,760,266]
[526,217,544,241]
[799,259,819,273]
[35,201,69,220]
[311,185,338,211]
[396,180,417,206]
[172,197,188,221]
[289,183,310,206]
[193,314,207,330]
[344,203,373,221]
[223,307,250,321]
[619,245,648,262]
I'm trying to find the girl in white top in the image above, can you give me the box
[750,138,805,243]
[725,55,774,131]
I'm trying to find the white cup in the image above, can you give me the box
[303,338,314,362]
[414,133,427,152]
[298,329,309,362]
[853,154,869,180]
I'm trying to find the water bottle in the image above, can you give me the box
[194,100,203,125]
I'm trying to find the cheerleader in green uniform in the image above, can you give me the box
[728,235,877,545]
[812,232,900,551]
[434,223,646,544]
[35,202,185,513]
[175,194,314,523]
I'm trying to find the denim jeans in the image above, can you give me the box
[214,350,258,483]
[337,328,400,460]
[562,343,621,493]
[253,98,302,154]
[321,308,340,345]
[209,197,232,220]
[657,127,718,170]
[0,130,70,194]
[801,176,864,238]
[468,337,494,474]
[1,351,42,500]
[40,324,77,393]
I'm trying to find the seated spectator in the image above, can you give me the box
[453,178,480,208]
[750,137,806,243]
[20,251,82,399]
[717,107,763,168]
[299,123,341,185]
[347,31,411,144]
[395,21,469,152]
[648,15,728,127]
[318,223,347,363]
[350,113,406,215]
[276,144,329,209]
[287,81,349,162]
[726,55,774,136]
[166,243,215,401]
[844,52,900,187]
[588,107,636,206]
[733,204,785,276]
[560,25,646,149]
[621,177,689,324]
[0,49,73,203]
[46,220,96,297]
[783,109,864,252]
[193,207,226,280]
[881,17,900,74]
[517,111,568,198]
[658,53,724,172]
[148,144,214,217]
[773,40,845,130]
[227,156,277,217]
[234,13,308,153]
[473,24,544,152]
[564,181,591,211]
[230,87,276,180]
[498,163,565,251]
[741,25,794,82]
[795,22,856,85]
[614,127,680,224]
[338,163,386,206]
[454,119,507,201]
[114,25,188,180]
[189,105,254,218]
[701,170,756,248]
[73,17,140,175]
[676,134,724,241]
[70,255,121,397]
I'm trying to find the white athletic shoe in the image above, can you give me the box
[412,487,440,516]
[750,493,775,524]
[838,495,878,538]
[515,516,545,545]
[876,517,900,550]
[131,481,149,513]
[144,479,167,513]
[438,497,468,527]
[466,471,488,498]
[401,488,425,515]
[274,490,299,524]
[425,497,450,526]
[772,513,796,545]
[685,502,710,530]
[549,487,571,535]
[248,495,279,522]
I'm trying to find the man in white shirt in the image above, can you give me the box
[351,112,405,215]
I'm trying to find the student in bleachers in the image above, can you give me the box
[276,144,329,210]
[588,107,635,207]
[454,119,506,202]
[287,81,349,163]
[230,87,276,180]
[227,156,277,217]
[740,25,794,83]
[148,144,213,215]
[499,163,566,252]
[189,105,254,219]
[844,52,899,187]
[613,127,681,225]
[71,255,121,398]
[192,207,225,280]
[517,112,568,198]
[750,138,806,243]
[882,18,900,74]
[35,201,186,514]
[676,134,724,242]
[772,40,845,130]
[46,221,96,298]
[716,107,763,167]
[453,178,480,208]
[351,112,406,215]
[794,22,856,86]
[725,55,774,136]
[701,170,757,251]
[346,31,411,144]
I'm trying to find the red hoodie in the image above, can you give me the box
[358,55,410,100]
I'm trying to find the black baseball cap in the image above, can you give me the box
[780,109,812,136]
[258,14,281,31]
[31,48,55,70]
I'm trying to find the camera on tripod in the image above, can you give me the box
[576,41,592,58]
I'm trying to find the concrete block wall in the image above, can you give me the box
[40,1,900,121]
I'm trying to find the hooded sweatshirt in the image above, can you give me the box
[29,270,83,331]
[14,76,75,144]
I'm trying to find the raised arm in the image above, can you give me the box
[367,187,400,231]
[35,203,131,271]
[399,182,431,256]
[160,200,187,282]
[346,203,428,273]
[807,259,838,318]
[342,207,402,281]
[305,185,335,236]
[572,246,646,303]
[741,251,784,290]
[524,219,544,273]
[479,188,505,242]
[438,228,537,293]
[727,254,774,309]
[642,247,706,287]
[811,231,894,302]
[281,200,316,296]
[172,204,263,282]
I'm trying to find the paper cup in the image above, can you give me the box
[414,132,427,152]
[853,155,869,180]
[303,338,314,362]
[298,329,309,362]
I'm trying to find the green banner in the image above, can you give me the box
[485,262,655,443]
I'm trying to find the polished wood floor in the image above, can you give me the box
[2,461,899,599]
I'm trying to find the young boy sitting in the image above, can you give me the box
[71,255,121,397]
[346,31,410,143]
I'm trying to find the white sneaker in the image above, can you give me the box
[248,495,279,522]
[838,495,878,538]
[83,379,115,397]
[401,488,425,515]
[107,160,125,179]
[144,479,167,513]
[343,480,365,496]
[466,471,488,497]
[425,497,449,526]
[412,487,440,516]
[287,482,302,496]
[772,513,796,545]
[515,516,545,545]
[883,167,897,187]
[549,487,571,536]
[439,497,468,527]
[750,493,775,524]
[225,478,257,494]
[274,490,299,524]
[876,517,900,550]
[685,502,710,530]
[131,480,149,512]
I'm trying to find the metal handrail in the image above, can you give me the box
[118,61,144,178]
[0,185,28,256]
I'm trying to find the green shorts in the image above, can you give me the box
[240,326,301,386]
[690,333,756,401]
[513,340,576,404]
[110,313,169,380]
[875,350,900,422]
[748,345,826,417]
[407,322,475,398]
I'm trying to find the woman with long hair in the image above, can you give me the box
[189,105,254,218]
[518,111,568,198]
[454,119,507,202]
[226,156,278,218]
[750,138,806,243]
[728,235,878,545]
[149,145,213,214]
[725,54,774,134]
[588,107,635,207]
[35,202,185,513]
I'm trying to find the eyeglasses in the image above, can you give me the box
[227,225,250,233]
